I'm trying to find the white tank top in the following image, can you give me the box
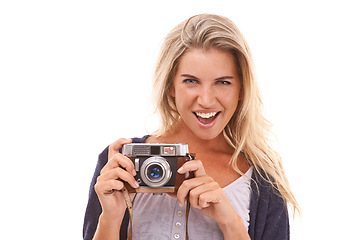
[131,167,253,240]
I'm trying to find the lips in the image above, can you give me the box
[193,111,220,125]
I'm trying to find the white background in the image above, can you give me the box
[1,1,359,239]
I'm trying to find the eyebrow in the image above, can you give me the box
[180,74,234,80]
[215,76,234,81]
[181,74,199,79]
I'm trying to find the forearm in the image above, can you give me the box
[93,213,124,240]
[220,215,250,240]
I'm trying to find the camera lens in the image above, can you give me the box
[147,164,163,180]
[140,156,172,188]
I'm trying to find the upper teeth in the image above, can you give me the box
[195,112,217,118]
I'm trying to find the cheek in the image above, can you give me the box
[222,93,241,112]
[175,88,195,102]
[174,90,198,115]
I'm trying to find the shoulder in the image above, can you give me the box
[132,135,150,143]
[250,169,286,202]
[145,134,171,143]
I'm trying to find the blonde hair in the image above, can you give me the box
[152,14,300,216]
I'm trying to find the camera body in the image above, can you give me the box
[122,143,194,193]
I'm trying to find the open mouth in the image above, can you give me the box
[193,111,220,125]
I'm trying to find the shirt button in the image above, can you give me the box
[175,222,182,228]
[177,211,183,217]
[174,233,180,239]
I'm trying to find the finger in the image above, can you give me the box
[177,160,206,177]
[102,153,136,176]
[108,138,132,159]
[198,188,224,209]
[98,167,139,189]
[177,176,213,207]
[95,179,125,195]
[190,183,222,209]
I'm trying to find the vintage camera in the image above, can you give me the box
[122,143,195,193]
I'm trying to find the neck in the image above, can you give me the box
[159,120,233,155]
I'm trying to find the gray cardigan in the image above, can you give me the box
[83,136,289,239]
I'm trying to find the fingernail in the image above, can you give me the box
[132,169,137,176]
[177,167,183,173]
[134,181,140,188]
[179,201,184,208]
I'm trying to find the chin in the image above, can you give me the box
[191,129,223,141]
[179,118,224,141]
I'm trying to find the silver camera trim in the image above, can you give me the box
[122,143,189,157]
[140,156,172,188]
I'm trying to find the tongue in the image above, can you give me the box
[197,116,216,124]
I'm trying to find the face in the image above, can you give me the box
[170,47,242,141]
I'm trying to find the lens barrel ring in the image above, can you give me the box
[140,156,172,188]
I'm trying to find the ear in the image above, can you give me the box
[169,85,175,98]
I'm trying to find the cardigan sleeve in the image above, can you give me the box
[248,170,290,240]
[262,188,289,239]
[83,146,108,240]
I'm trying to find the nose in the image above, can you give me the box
[197,85,216,108]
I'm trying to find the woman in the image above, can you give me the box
[83,14,300,240]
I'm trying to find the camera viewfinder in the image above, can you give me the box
[150,146,161,155]
[163,146,175,155]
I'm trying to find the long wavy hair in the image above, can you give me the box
[152,14,300,215]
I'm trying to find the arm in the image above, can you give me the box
[83,138,139,240]
[219,215,250,240]
[93,213,124,240]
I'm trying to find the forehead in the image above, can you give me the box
[176,47,238,78]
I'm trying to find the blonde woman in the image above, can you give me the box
[84,14,299,240]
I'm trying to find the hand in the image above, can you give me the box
[94,138,139,221]
[177,160,250,239]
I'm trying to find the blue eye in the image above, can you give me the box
[183,79,199,84]
[216,80,231,85]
